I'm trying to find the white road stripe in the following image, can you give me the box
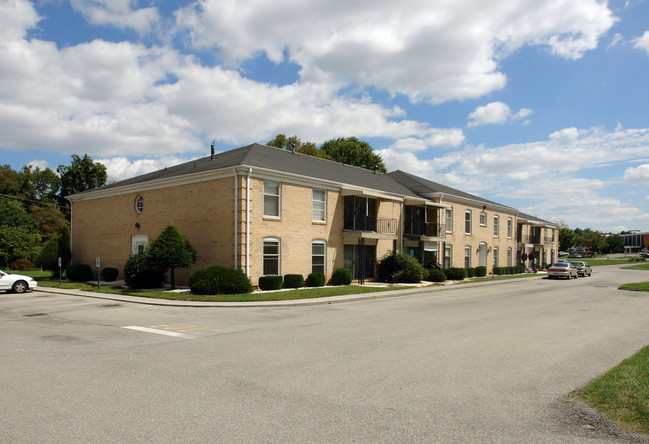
[123,326,197,339]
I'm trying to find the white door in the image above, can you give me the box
[478,243,488,267]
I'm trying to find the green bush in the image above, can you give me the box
[259,275,283,291]
[444,267,467,281]
[332,268,352,286]
[283,274,305,289]
[305,272,326,287]
[427,268,446,282]
[187,265,252,295]
[66,264,93,282]
[516,264,525,274]
[123,252,165,289]
[101,267,119,281]
[475,266,487,277]
[466,267,475,278]
[377,251,424,283]
[507,266,515,274]
[35,237,59,273]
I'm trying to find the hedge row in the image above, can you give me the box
[257,268,352,291]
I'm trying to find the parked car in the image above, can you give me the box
[547,262,578,280]
[571,261,592,277]
[569,252,582,258]
[558,251,568,257]
[0,270,38,293]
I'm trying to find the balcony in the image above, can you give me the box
[344,216,398,234]
[518,235,542,245]
[405,222,447,238]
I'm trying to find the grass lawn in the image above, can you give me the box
[619,282,649,291]
[622,263,649,271]
[580,258,643,266]
[577,345,649,436]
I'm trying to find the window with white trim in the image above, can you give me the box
[464,246,471,268]
[465,210,472,234]
[263,181,281,218]
[312,189,326,222]
[507,247,513,266]
[132,234,148,254]
[480,212,487,226]
[312,240,326,274]
[135,196,144,213]
[507,218,513,238]
[444,245,452,268]
[493,247,499,267]
[263,237,280,275]
[445,208,453,233]
[493,215,499,237]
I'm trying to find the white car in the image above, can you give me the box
[0,270,38,293]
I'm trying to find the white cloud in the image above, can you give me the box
[425,128,465,148]
[623,164,649,182]
[633,31,649,55]
[549,127,580,145]
[175,0,615,103]
[467,102,532,127]
[98,156,192,182]
[69,0,159,33]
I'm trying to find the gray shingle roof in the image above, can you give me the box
[388,170,516,211]
[84,143,421,198]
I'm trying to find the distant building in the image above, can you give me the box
[621,231,649,253]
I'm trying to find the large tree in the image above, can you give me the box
[319,137,387,173]
[145,225,195,289]
[605,233,624,254]
[558,221,575,252]
[57,154,107,208]
[267,134,326,158]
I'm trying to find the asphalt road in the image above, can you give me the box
[2,265,649,443]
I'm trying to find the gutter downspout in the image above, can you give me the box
[400,200,404,253]
[246,168,252,277]
[69,200,74,265]
[233,168,238,269]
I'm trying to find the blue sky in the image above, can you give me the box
[2,0,649,232]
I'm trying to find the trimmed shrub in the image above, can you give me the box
[332,268,352,286]
[10,258,33,271]
[66,264,93,282]
[101,267,119,281]
[188,265,252,295]
[283,274,305,289]
[475,266,487,277]
[428,268,446,282]
[516,264,525,274]
[259,275,283,291]
[305,272,326,287]
[377,251,424,283]
[466,267,475,278]
[123,253,165,289]
[444,267,467,281]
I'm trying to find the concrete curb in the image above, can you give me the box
[36,275,545,307]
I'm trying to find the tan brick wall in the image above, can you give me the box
[72,177,235,284]
[443,203,518,272]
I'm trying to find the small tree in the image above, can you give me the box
[145,225,195,289]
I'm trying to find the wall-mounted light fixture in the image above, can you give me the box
[135,223,140,229]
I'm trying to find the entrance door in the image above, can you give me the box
[344,244,376,279]
[478,242,488,267]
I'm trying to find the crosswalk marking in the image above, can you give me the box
[123,326,197,339]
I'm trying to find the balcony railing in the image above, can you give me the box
[518,235,542,244]
[405,222,446,237]
[344,216,398,234]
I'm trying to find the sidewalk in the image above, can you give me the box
[37,275,544,307]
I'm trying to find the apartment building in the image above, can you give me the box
[68,143,558,285]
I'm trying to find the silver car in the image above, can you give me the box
[571,261,592,277]
[547,262,578,280]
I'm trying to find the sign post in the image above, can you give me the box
[96,257,101,290]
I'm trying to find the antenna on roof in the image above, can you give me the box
[210,140,215,160]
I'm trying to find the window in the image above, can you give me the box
[444,245,452,268]
[263,238,280,275]
[493,215,499,237]
[135,196,144,213]
[552,229,556,243]
[445,208,453,233]
[493,247,499,267]
[507,218,513,238]
[465,210,472,234]
[464,246,471,268]
[132,234,148,254]
[507,248,512,266]
[312,189,326,222]
[263,181,280,218]
[480,212,487,226]
[312,240,326,274]
[344,196,376,231]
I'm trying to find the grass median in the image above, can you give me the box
[576,345,649,436]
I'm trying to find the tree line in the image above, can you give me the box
[0,154,107,269]
[558,222,625,254]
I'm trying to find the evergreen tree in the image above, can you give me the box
[146,225,195,289]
